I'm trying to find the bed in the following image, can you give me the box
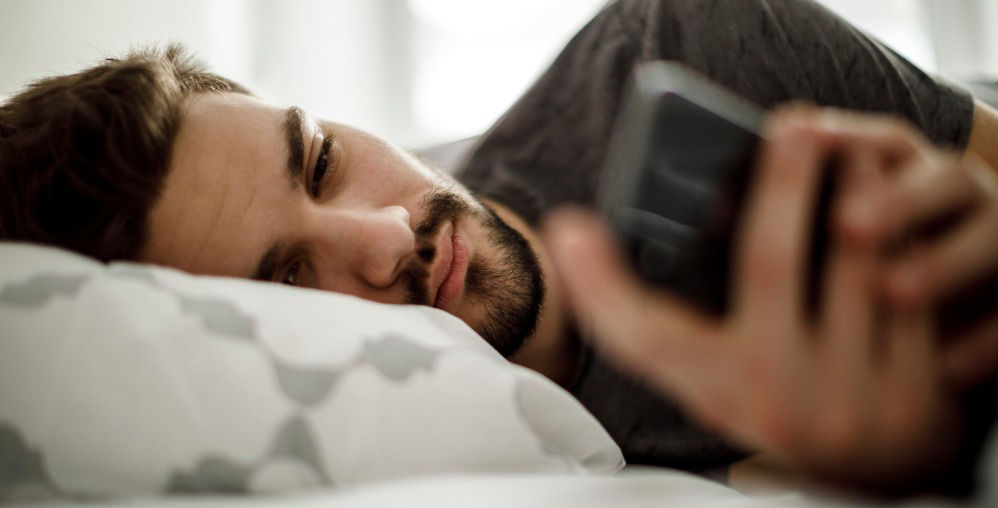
[2,238,996,507]
[6,106,998,505]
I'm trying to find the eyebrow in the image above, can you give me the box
[252,107,306,281]
[283,106,306,182]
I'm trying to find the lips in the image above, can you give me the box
[430,221,468,309]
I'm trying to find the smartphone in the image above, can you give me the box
[598,61,833,315]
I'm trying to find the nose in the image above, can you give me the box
[313,205,415,288]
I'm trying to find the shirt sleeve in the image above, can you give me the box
[618,0,974,147]
[455,0,981,480]
[457,0,975,225]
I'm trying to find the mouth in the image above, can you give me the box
[430,221,469,309]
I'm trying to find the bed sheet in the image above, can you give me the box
[8,468,976,508]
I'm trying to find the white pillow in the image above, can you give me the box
[0,242,623,500]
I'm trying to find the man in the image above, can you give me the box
[1,0,996,495]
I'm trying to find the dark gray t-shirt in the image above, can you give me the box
[455,0,975,475]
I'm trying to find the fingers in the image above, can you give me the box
[817,110,930,244]
[870,157,998,307]
[822,161,879,384]
[879,310,937,459]
[868,156,987,246]
[542,208,717,389]
[806,154,883,461]
[735,112,829,333]
[883,309,935,388]
[813,110,928,170]
[833,145,884,243]
[884,208,998,308]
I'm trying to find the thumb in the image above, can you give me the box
[542,208,644,321]
[541,208,710,376]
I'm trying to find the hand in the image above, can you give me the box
[543,108,963,490]
[834,125,998,389]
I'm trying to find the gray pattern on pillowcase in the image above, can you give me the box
[0,273,88,308]
[3,256,621,498]
[273,334,442,407]
[0,423,61,498]
[165,455,254,494]
[114,264,258,341]
[360,334,439,382]
[110,266,442,394]
[164,414,330,494]
[267,415,329,482]
[176,294,256,340]
[273,361,341,406]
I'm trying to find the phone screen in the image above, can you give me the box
[599,62,764,315]
[600,61,836,316]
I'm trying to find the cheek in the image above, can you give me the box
[347,152,438,204]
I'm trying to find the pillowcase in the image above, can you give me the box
[0,242,623,500]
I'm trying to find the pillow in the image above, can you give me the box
[0,242,623,500]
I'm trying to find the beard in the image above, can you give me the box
[398,188,545,358]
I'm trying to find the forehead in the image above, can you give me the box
[141,92,293,276]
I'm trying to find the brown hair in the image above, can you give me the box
[0,44,249,262]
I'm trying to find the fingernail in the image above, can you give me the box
[549,228,583,262]
[546,219,595,269]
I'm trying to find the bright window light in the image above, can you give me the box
[407,0,607,145]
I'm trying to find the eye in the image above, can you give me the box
[309,135,334,197]
[281,261,301,286]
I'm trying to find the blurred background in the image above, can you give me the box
[1,0,996,149]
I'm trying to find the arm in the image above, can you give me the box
[846,98,998,388]
[966,99,998,174]
[543,108,970,493]
[460,0,976,226]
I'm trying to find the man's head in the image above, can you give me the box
[0,45,247,261]
[0,46,544,357]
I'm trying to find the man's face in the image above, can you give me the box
[142,92,543,357]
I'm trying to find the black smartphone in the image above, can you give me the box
[599,61,833,315]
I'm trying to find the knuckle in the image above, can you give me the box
[768,103,819,129]
[765,116,821,158]
[877,116,925,150]
[884,116,920,140]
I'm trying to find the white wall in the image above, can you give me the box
[407,0,607,144]
[245,1,416,145]
[814,0,936,72]
[0,0,414,144]
[0,0,604,148]
[0,0,253,97]
[1,0,995,148]
[816,0,998,79]
[923,0,998,78]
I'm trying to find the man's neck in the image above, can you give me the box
[483,199,579,387]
